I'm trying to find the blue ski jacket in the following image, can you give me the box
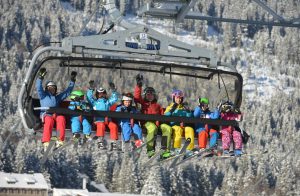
[115,105,139,124]
[86,89,119,122]
[193,106,220,132]
[36,78,74,114]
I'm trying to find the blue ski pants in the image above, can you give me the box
[70,116,91,135]
[121,122,142,142]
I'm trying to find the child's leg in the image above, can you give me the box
[132,123,143,140]
[56,115,66,142]
[121,123,131,142]
[184,126,194,150]
[95,122,106,137]
[160,124,172,150]
[71,116,81,134]
[197,129,208,149]
[108,121,118,140]
[232,130,243,150]
[82,118,91,136]
[209,129,219,148]
[221,128,231,151]
[172,125,183,149]
[144,121,158,151]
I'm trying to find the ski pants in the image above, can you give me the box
[221,127,242,150]
[159,123,173,150]
[197,128,218,149]
[96,121,118,140]
[42,114,66,143]
[121,122,142,142]
[172,125,194,150]
[70,116,91,136]
[145,122,173,151]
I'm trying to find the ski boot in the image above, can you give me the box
[147,150,156,158]
[111,141,119,151]
[135,139,143,148]
[223,149,232,157]
[98,137,106,149]
[234,149,242,157]
[42,142,49,153]
[160,150,172,159]
[55,140,64,149]
[83,134,92,143]
[183,150,194,159]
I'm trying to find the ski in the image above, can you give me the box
[40,137,57,165]
[211,150,268,159]
[147,152,186,167]
[142,149,165,168]
[131,137,155,162]
[169,138,191,168]
[45,136,80,160]
[174,147,214,168]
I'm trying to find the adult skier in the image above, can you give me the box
[134,74,171,158]
[115,92,143,148]
[36,68,76,151]
[86,80,119,150]
[194,97,220,152]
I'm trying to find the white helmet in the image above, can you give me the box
[46,81,56,88]
[122,92,133,101]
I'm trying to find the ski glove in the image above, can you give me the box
[109,82,116,91]
[89,80,95,89]
[70,71,77,82]
[136,74,143,87]
[38,68,47,79]
[169,103,178,114]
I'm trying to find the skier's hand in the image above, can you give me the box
[182,102,190,112]
[38,68,47,79]
[89,80,95,89]
[109,82,116,91]
[136,74,143,87]
[169,103,178,113]
[70,71,77,82]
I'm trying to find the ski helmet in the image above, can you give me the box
[96,87,107,98]
[46,81,57,88]
[122,92,133,101]
[221,101,234,113]
[172,89,184,103]
[70,90,84,100]
[143,87,157,101]
[199,97,209,105]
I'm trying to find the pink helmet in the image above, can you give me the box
[172,89,184,103]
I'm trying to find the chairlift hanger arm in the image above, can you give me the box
[46,107,240,127]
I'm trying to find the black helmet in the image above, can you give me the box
[221,101,234,113]
[143,87,157,101]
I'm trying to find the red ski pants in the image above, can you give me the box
[198,129,217,149]
[42,115,66,143]
[96,121,118,140]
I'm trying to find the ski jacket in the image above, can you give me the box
[134,85,164,115]
[194,107,220,131]
[164,103,192,126]
[221,112,242,130]
[68,100,90,115]
[36,78,74,114]
[86,89,119,122]
[115,105,139,124]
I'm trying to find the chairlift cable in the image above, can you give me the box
[219,73,230,102]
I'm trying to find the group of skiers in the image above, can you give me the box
[36,68,243,159]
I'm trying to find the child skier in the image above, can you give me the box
[115,92,143,149]
[220,101,243,156]
[163,89,194,157]
[134,74,171,158]
[194,97,220,152]
[86,80,119,150]
[68,90,92,142]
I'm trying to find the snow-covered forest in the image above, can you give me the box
[0,0,299,195]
